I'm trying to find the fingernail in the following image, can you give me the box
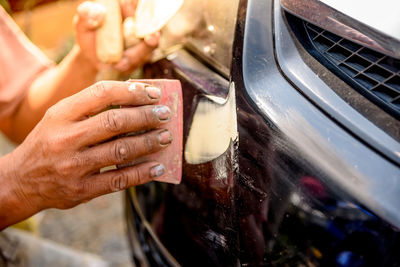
[153,106,170,121]
[146,86,161,99]
[158,130,172,145]
[150,164,165,178]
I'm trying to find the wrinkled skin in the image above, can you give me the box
[0,81,172,229]
[2,0,160,142]
[0,0,166,230]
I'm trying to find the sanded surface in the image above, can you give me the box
[126,79,183,184]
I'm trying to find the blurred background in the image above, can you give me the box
[0,1,132,266]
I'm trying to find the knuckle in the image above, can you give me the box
[132,167,151,185]
[65,127,86,144]
[47,130,82,154]
[143,135,156,152]
[71,182,85,197]
[134,108,155,128]
[81,182,95,199]
[57,157,82,177]
[44,98,70,121]
[74,180,96,201]
[101,110,125,133]
[131,168,143,185]
[44,105,59,120]
[112,139,131,162]
[142,108,154,125]
[110,173,129,192]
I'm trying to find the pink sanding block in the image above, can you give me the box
[129,79,183,184]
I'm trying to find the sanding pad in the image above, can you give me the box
[128,79,183,184]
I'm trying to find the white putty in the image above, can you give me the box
[185,83,238,164]
[128,83,137,92]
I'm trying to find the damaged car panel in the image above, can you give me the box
[125,0,400,266]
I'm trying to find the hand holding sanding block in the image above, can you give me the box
[121,80,183,184]
[95,0,123,63]
[123,0,184,47]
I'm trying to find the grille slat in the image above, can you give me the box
[304,22,400,118]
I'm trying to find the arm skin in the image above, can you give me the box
[0,1,164,228]
[0,81,172,230]
[2,45,98,143]
[0,152,33,228]
[0,1,159,143]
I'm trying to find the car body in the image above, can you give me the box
[125,0,400,266]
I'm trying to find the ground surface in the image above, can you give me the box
[1,1,133,264]
[0,134,132,267]
[38,192,132,267]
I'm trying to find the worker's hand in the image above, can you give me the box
[119,0,137,18]
[7,81,171,215]
[73,1,159,73]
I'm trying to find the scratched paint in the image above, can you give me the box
[184,82,238,164]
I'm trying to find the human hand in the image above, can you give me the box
[73,1,159,73]
[3,81,171,223]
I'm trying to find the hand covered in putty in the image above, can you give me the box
[0,81,172,229]
[74,1,159,74]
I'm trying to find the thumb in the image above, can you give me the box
[73,1,106,69]
[74,1,106,31]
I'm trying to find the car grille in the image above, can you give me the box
[302,22,400,118]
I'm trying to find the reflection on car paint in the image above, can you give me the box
[126,0,400,265]
[130,50,400,266]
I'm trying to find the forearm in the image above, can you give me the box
[0,152,36,230]
[1,81,169,230]
[8,45,98,143]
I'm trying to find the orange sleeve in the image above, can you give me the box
[0,6,53,121]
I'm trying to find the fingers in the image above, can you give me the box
[62,81,161,119]
[81,129,172,170]
[73,1,106,68]
[74,1,158,74]
[75,1,106,30]
[114,32,160,72]
[77,104,171,145]
[144,32,160,47]
[82,162,165,199]
[119,0,137,18]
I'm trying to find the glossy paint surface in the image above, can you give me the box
[126,0,400,266]
[275,1,400,165]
